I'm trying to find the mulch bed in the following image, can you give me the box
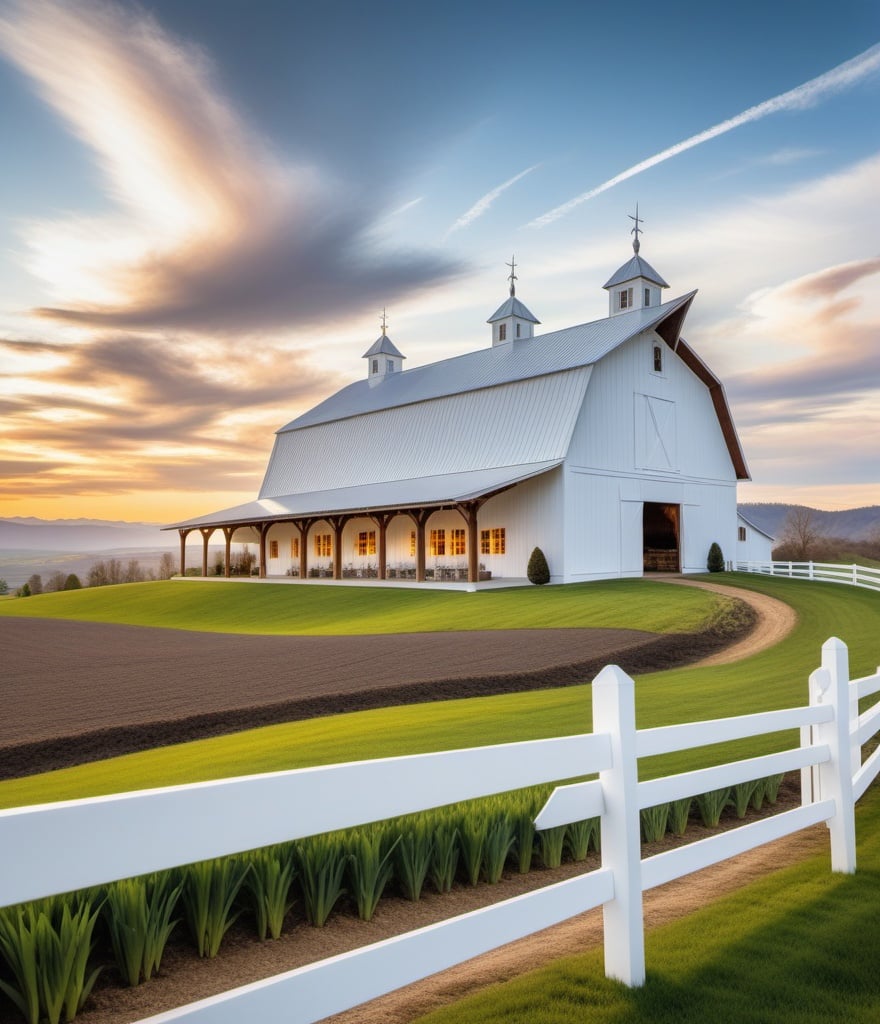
[0,603,754,780]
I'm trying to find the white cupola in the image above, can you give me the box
[362,310,405,385]
[603,206,668,317]
[486,255,540,347]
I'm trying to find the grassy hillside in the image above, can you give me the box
[0,577,719,635]
[0,574,877,809]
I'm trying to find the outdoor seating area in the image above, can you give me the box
[284,563,492,582]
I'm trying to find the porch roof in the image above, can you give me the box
[164,460,562,531]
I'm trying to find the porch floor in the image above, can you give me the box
[170,575,531,593]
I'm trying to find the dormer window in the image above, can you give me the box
[386,359,395,373]
[498,323,507,341]
[618,287,633,310]
[653,344,663,373]
[371,358,378,374]
[644,287,651,307]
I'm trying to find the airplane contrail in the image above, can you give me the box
[445,164,540,238]
[528,42,880,228]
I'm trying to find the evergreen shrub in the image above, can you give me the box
[707,541,725,572]
[527,547,550,585]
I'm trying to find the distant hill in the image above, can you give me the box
[0,517,180,588]
[0,517,167,552]
[738,504,880,541]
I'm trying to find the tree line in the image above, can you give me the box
[773,506,880,563]
[3,553,177,597]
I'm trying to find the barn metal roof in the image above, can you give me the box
[486,296,541,324]
[603,255,669,290]
[287,292,694,432]
[259,367,591,498]
[362,333,405,359]
[166,460,563,530]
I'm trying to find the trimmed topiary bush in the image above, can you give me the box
[527,547,550,585]
[707,541,724,572]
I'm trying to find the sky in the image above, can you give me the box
[0,0,878,524]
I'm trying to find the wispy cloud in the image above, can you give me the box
[0,0,459,333]
[528,42,880,228]
[0,331,340,503]
[445,164,540,238]
[721,256,880,501]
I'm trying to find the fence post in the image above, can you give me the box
[592,664,645,986]
[802,667,827,806]
[815,637,856,873]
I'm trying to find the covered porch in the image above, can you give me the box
[164,461,559,587]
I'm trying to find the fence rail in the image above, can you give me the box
[735,559,880,593]
[1,638,879,1022]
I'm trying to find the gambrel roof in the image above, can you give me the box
[167,291,748,532]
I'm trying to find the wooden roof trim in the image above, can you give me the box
[655,297,750,481]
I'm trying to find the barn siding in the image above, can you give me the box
[560,329,739,579]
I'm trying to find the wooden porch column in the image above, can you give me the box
[199,527,214,577]
[294,518,311,579]
[258,523,271,579]
[455,500,482,583]
[178,529,191,576]
[371,513,392,580]
[222,527,235,578]
[327,515,351,581]
[407,509,430,582]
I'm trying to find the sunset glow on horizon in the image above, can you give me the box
[1,0,878,523]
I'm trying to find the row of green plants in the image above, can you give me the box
[0,775,785,1024]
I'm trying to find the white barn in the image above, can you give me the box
[736,512,775,564]
[168,239,750,584]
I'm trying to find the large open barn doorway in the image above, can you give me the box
[643,503,680,572]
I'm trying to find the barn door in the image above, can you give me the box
[643,503,680,572]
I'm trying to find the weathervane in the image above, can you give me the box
[628,204,644,253]
[380,307,388,335]
[506,255,517,297]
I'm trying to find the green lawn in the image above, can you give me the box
[413,782,880,1024]
[0,574,877,810]
[0,577,718,635]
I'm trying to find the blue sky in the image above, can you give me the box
[0,0,878,521]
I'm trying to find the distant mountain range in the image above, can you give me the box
[0,517,167,552]
[738,504,880,541]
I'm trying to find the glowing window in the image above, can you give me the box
[450,528,466,555]
[480,527,506,555]
[269,540,279,559]
[290,537,299,558]
[314,533,332,558]
[430,529,446,556]
[409,530,416,556]
[356,531,376,556]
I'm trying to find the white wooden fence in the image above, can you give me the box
[1,637,879,1022]
[735,559,880,593]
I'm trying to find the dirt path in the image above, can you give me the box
[646,576,798,666]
